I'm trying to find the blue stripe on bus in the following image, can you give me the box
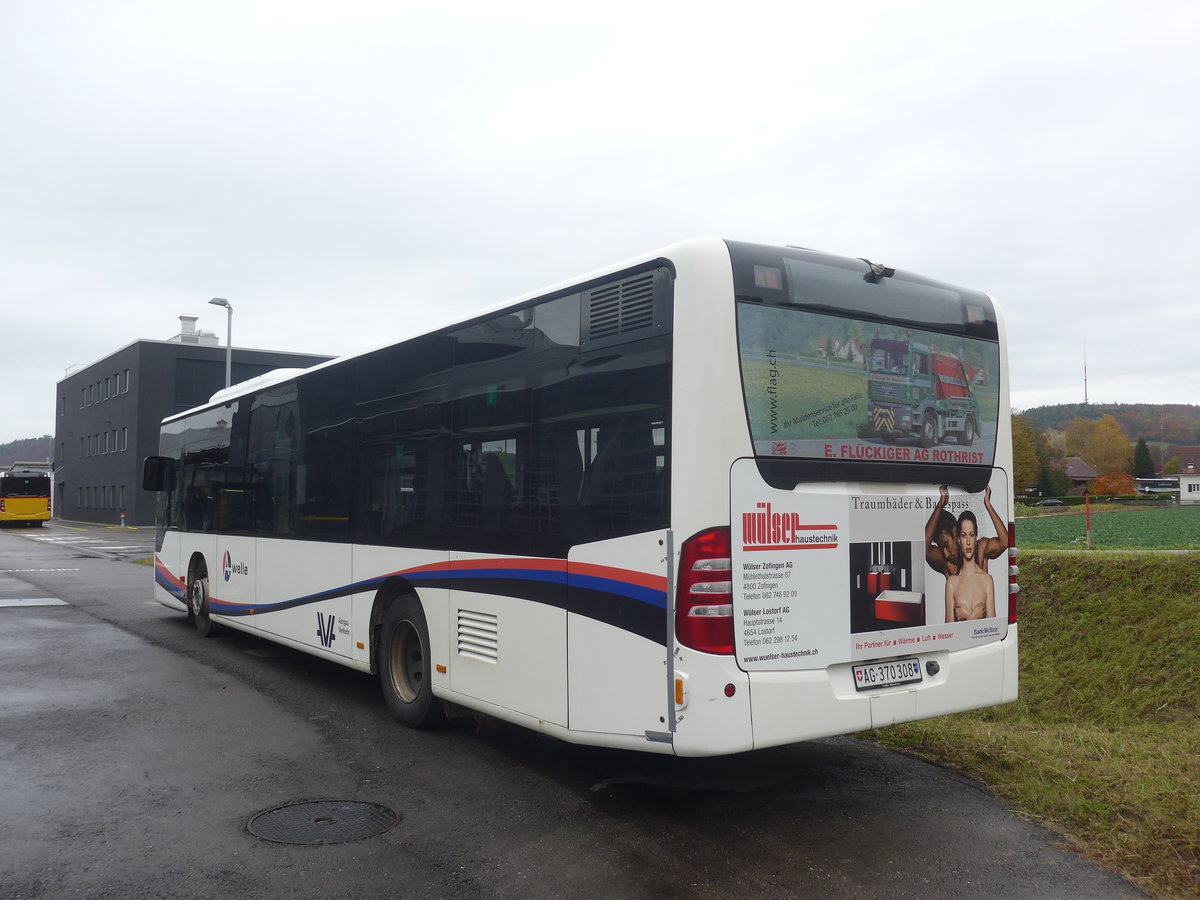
[203,563,667,617]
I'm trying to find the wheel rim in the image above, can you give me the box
[389,620,424,704]
[190,578,205,616]
[923,417,935,444]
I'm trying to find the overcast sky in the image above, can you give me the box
[2,0,1197,445]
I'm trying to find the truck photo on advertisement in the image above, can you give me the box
[867,337,981,448]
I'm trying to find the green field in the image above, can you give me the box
[870,552,1200,898]
[1016,504,1200,550]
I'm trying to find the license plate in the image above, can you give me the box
[853,657,923,691]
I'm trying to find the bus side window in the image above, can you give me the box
[579,416,664,537]
[248,387,299,536]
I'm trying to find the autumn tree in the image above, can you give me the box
[1132,437,1156,478]
[1165,455,1181,475]
[1063,414,1132,475]
[1089,472,1136,496]
[1011,416,1040,494]
[1013,415,1070,497]
[1087,416,1134,474]
[1063,416,1094,457]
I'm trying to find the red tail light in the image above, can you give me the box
[1008,522,1019,625]
[676,527,734,655]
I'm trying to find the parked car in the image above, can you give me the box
[1033,498,1064,507]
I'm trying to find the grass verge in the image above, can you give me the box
[867,551,1200,899]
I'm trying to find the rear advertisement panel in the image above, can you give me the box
[731,459,1010,672]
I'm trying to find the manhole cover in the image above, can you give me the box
[247,800,398,845]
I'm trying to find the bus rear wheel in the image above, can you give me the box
[379,596,440,728]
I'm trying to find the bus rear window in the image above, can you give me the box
[1,476,50,498]
[737,303,1000,468]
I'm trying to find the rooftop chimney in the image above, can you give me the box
[179,315,199,343]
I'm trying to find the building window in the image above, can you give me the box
[1189,483,1198,493]
[123,369,130,392]
[122,427,128,451]
[81,388,87,408]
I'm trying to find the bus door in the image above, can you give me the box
[566,415,671,738]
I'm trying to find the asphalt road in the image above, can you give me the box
[0,524,1144,899]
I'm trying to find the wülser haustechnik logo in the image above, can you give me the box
[741,501,839,551]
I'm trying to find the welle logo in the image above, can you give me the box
[221,550,249,582]
[742,502,839,551]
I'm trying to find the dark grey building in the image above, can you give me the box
[54,318,332,526]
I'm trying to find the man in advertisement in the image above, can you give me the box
[923,484,1007,577]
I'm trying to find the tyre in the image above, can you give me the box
[189,566,219,637]
[379,595,440,728]
[957,416,975,446]
[920,414,937,448]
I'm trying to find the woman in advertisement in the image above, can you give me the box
[944,510,997,621]
[924,484,1006,622]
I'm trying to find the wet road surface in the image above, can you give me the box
[0,526,1144,899]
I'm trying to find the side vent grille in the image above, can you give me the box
[457,609,499,663]
[582,267,671,349]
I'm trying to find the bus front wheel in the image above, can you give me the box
[189,568,219,638]
[379,596,440,728]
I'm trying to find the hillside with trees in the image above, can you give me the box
[1018,403,1199,479]
[0,435,52,468]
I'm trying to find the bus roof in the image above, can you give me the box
[161,236,730,425]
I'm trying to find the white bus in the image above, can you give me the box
[143,238,1017,756]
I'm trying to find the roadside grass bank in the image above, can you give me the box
[1015,504,1200,550]
[867,552,1200,899]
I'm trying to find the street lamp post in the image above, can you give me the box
[208,297,233,388]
